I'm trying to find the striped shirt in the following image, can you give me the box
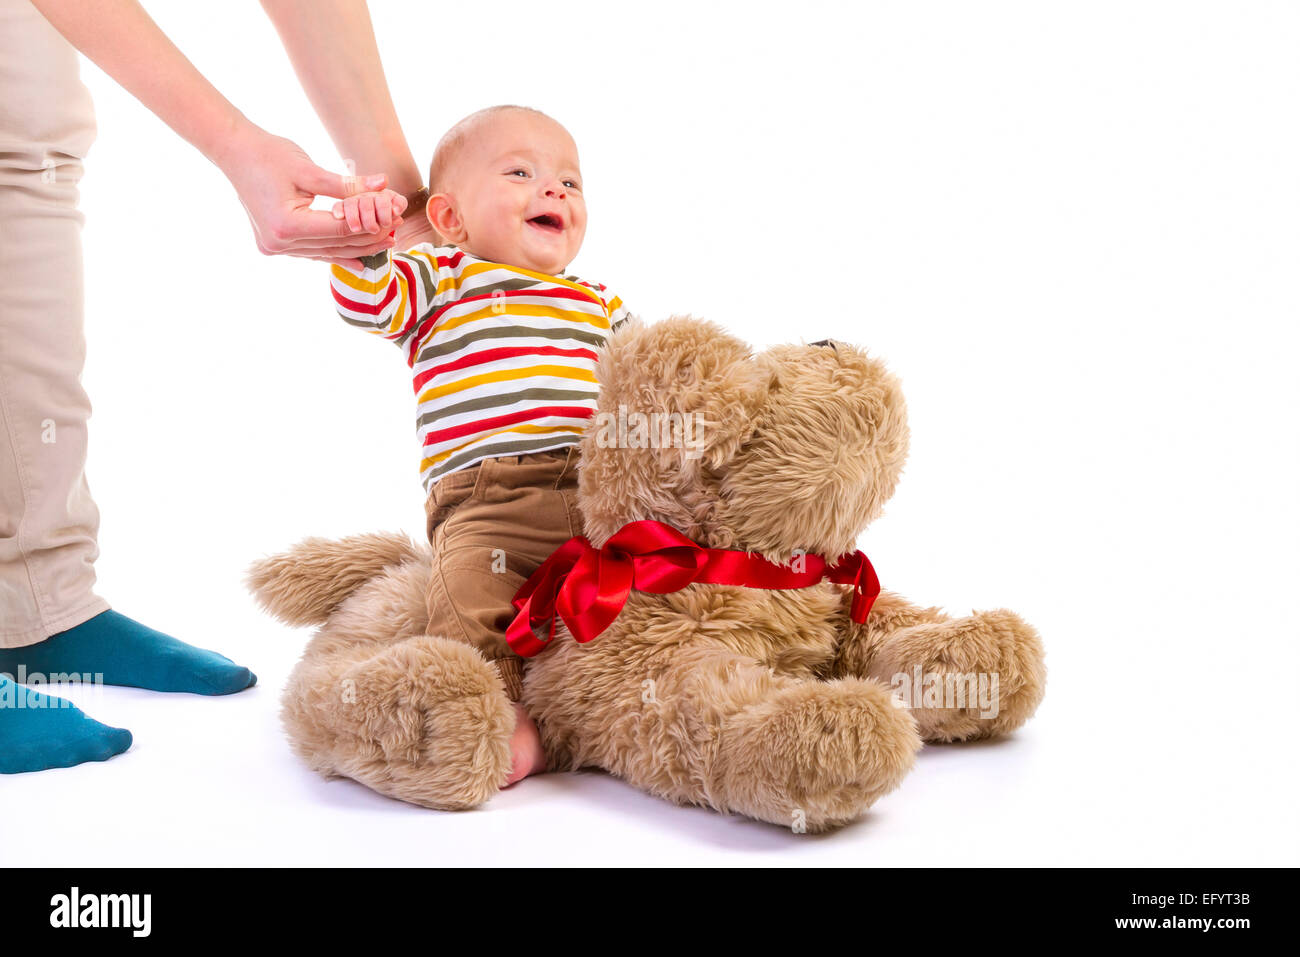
[331,244,630,494]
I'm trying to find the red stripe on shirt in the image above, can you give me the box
[422,405,595,446]
[405,283,596,358]
[388,258,420,361]
[453,284,599,309]
[411,344,598,394]
[333,280,397,317]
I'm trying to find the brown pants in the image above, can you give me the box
[423,446,583,701]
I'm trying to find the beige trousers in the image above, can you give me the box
[0,0,107,647]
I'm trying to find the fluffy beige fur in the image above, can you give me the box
[248,317,1046,831]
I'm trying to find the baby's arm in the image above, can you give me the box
[330,191,442,348]
[608,294,631,332]
[572,276,633,333]
[600,286,633,333]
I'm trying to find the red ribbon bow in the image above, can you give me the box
[506,519,880,657]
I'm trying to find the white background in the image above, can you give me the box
[2,0,1297,866]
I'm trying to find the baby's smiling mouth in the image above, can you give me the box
[526,213,565,234]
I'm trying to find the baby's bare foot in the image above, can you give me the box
[503,702,547,786]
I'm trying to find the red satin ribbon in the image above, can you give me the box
[506,519,881,657]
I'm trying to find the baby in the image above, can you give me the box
[328,105,630,787]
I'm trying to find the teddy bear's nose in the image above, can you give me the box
[810,339,838,352]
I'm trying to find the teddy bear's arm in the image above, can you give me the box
[829,589,950,679]
[830,587,1047,743]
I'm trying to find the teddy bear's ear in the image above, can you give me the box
[589,314,771,475]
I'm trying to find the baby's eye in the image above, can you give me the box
[507,169,529,178]
[564,180,582,190]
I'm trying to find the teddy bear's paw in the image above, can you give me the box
[869,609,1047,744]
[710,677,921,832]
[288,636,517,811]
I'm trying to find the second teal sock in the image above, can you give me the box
[0,675,132,773]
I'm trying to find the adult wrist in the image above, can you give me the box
[402,185,430,218]
[205,115,266,178]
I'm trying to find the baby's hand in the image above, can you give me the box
[331,188,407,235]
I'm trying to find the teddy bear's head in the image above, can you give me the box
[577,316,910,566]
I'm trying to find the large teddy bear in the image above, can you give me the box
[247,316,1046,831]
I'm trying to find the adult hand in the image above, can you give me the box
[215,126,400,267]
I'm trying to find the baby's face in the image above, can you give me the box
[430,112,587,275]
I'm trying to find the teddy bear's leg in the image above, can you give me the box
[281,632,516,810]
[525,638,921,832]
[832,589,1047,743]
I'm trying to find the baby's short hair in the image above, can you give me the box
[428,103,551,198]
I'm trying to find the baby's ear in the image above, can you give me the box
[590,315,771,476]
[426,193,462,245]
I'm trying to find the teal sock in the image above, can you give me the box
[0,674,132,774]
[0,609,256,696]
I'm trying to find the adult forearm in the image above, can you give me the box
[29,0,258,173]
[259,0,423,197]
